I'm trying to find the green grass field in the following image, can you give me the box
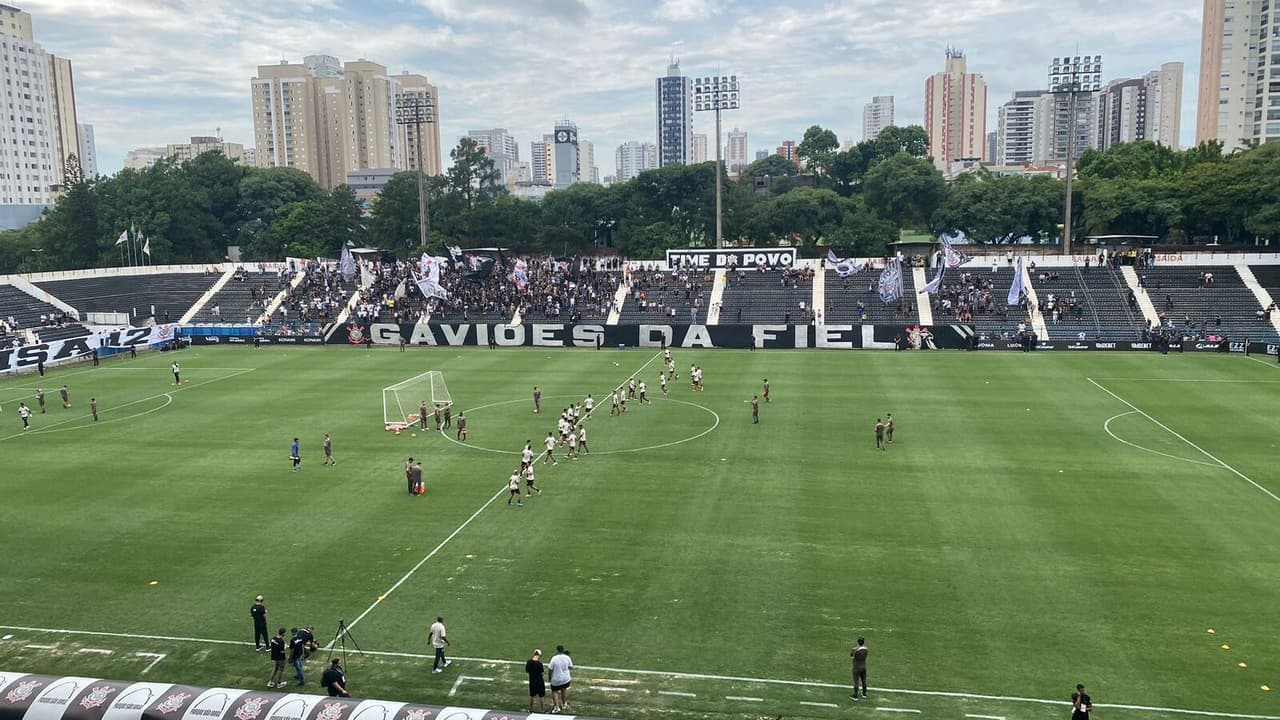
[1,346,1279,720]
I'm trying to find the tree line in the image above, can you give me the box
[2,127,1277,274]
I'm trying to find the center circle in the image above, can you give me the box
[435,394,719,456]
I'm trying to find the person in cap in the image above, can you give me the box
[251,595,269,651]
[526,648,547,712]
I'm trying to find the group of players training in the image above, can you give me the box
[504,349,702,507]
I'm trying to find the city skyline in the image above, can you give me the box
[20,0,1205,181]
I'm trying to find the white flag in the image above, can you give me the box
[877,259,903,305]
[142,237,151,256]
[513,259,529,290]
[919,265,944,295]
[940,235,972,268]
[827,249,865,278]
[414,271,450,300]
[1007,256,1026,306]
[339,246,356,283]
[115,230,128,246]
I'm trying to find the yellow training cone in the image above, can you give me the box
[1207,628,1216,634]
[1222,644,1231,650]
[1262,685,1271,692]
[149,581,158,586]
[1239,662,1248,668]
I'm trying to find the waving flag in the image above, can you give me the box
[919,265,945,295]
[115,230,128,246]
[940,235,973,268]
[877,258,904,305]
[339,246,356,283]
[447,245,463,264]
[414,270,450,300]
[827,249,865,279]
[513,259,529,291]
[1007,256,1026,306]
[465,255,496,282]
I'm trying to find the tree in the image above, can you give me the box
[873,125,930,159]
[739,154,800,183]
[862,153,947,229]
[934,172,1063,243]
[797,125,839,178]
[443,137,505,242]
[368,172,448,252]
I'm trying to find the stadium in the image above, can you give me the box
[2,245,1279,720]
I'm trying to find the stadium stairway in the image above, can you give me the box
[1119,266,1161,328]
[1021,262,1049,339]
[180,266,237,324]
[812,266,826,325]
[1235,264,1280,337]
[912,267,935,326]
[606,280,628,325]
[707,269,726,324]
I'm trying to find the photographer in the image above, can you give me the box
[321,658,349,697]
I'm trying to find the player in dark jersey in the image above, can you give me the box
[420,401,429,430]
[1071,684,1092,719]
[59,385,70,408]
[443,403,452,429]
[850,637,868,700]
[874,420,885,450]
[762,378,770,403]
[748,395,759,424]
[533,386,542,414]
[90,398,98,422]
[433,403,443,431]
[36,388,46,413]
[291,438,301,471]
[456,411,467,441]
[322,433,334,465]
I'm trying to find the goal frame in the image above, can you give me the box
[382,370,451,431]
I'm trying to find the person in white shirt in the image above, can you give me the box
[507,471,523,506]
[428,617,450,673]
[610,390,620,416]
[577,426,588,454]
[543,432,558,465]
[548,645,574,712]
[567,429,578,459]
[637,381,650,404]
[583,394,594,417]
[521,441,534,471]
[659,371,669,395]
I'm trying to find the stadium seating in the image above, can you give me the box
[1249,265,1280,305]
[618,268,712,324]
[718,269,813,324]
[0,284,75,336]
[189,268,283,324]
[825,269,918,325]
[36,272,220,326]
[1034,265,1145,340]
[1137,266,1278,342]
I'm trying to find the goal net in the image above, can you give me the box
[383,370,452,431]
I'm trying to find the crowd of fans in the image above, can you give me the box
[930,271,1006,324]
[270,261,352,325]
[625,265,710,323]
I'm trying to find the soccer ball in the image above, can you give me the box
[395,430,401,436]
[613,362,619,366]
[411,433,417,438]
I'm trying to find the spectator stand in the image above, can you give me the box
[718,264,815,324]
[926,266,1029,341]
[1136,265,1280,343]
[186,265,279,324]
[0,282,86,345]
[822,259,918,328]
[34,268,221,327]
[261,261,355,327]
[617,264,713,325]
[1239,264,1280,338]
[255,264,308,325]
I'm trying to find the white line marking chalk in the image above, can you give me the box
[876,709,921,714]
[800,701,839,708]
[23,643,56,650]
[448,675,495,697]
[725,695,763,702]
[658,691,696,698]
[589,686,628,693]
[966,714,1007,720]
[134,652,166,674]
[77,648,113,655]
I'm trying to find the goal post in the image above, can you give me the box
[383,370,453,431]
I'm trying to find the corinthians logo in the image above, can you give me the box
[317,701,350,720]
[155,692,193,714]
[79,686,117,710]
[4,680,42,703]
[234,697,270,720]
[346,323,366,345]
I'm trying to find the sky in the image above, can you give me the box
[23,0,1205,180]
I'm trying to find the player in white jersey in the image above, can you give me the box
[638,381,650,404]
[627,378,637,399]
[543,432,559,465]
[659,371,669,395]
[507,471,523,506]
[577,426,588,454]
[667,359,677,379]
[567,429,579,459]
[583,394,594,417]
[572,403,581,424]
[558,417,570,443]
[521,441,535,471]
[689,364,697,388]
[663,348,672,363]
[522,464,541,495]
[610,390,620,415]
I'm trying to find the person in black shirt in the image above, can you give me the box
[321,658,349,697]
[526,648,547,713]
[251,595,269,650]
[1071,684,1092,719]
[268,628,287,687]
[288,628,306,686]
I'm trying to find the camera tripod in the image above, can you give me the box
[327,618,364,672]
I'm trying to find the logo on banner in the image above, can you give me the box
[347,324,366,345]
[317,702,351,720]
[154,325,175,342]
[5,680,42,703]
[234,697,269,720]
[80,686,117,710]
[401,709,433,720]
[155,693,193,714]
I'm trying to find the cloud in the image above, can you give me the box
[17,0,1204,179]
[654,0,724,22]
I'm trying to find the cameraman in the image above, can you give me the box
[321,658,350,697]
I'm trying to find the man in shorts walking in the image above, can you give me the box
[874,419,886,450]
[548,645,573,713]
[544,432,558,465]
[885,413,895,443]
[456,411,467,441]
[508,471,524,507]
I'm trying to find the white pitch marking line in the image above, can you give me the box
[344,352,667,637]
[0,368,254,442]
[725,695,763,702]
[1,634,12,640]
[23,643,56,650]
[800,701,838,708]
[589,686,628,693]
[1089,377,1280,383]
[1103,411,1221,468]
[77,648,113,655]
[448,675,495,697]
[1089,377,1280,504]
[1246,355,1279,369]
[5,625,1280,720]
[658,691,696,698]
[966,714,1007,720]
[876,709,921,714]
[134,652,166,674]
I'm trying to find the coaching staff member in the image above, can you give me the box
[321,658,349,696]
[850,637,868,700]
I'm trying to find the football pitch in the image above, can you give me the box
[1,346,1279,720]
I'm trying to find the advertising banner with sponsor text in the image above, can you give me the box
[1,324,182,375]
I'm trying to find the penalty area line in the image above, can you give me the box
[3,625,1279,720]
[1088,377,1280,505]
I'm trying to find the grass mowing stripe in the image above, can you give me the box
[1087,376,1280,503]
[342,351,666,637]
[4,623,1280,720]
